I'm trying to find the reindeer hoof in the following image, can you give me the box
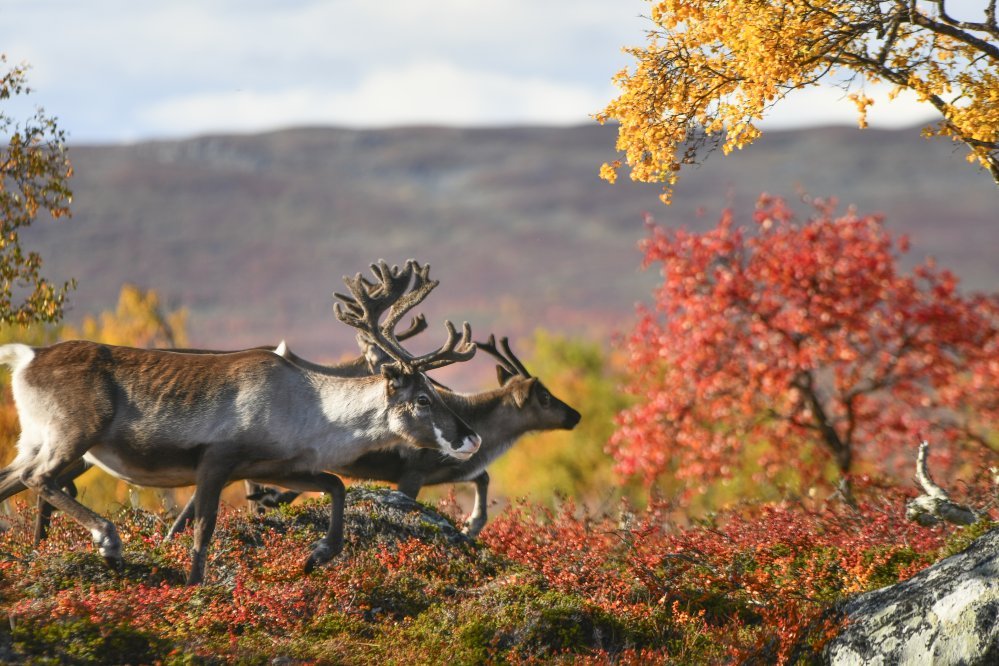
[95,530,123,566]
[304,538,342,573]
[462,520,485,539]
[103,555,124,572]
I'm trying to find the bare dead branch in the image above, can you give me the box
[905,441,980,526]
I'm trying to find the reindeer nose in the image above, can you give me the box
[452,433,481,455]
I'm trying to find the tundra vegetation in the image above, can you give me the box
[0,197,996,663]
[2,10,998,658]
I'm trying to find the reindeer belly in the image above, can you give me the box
[84,444,200,487]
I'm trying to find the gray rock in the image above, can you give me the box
[259,484,474,552]
[824,527,999,665]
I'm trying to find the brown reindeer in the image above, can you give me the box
[0,260,480,584]
[27,274,433,544]
[242,334,581,537]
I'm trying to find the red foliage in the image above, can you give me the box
[610,194,999,495]
[481,484,959,664]
[0,487,976,664]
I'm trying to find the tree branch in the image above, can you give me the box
[905,441,980,526]
[910,3,999,61]
[793,370,852,474]
[930,0,999,37]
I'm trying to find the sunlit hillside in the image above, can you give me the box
[20,124,997,371]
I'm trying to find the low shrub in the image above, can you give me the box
[0,483,976,664]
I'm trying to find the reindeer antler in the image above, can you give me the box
[334,259,475,373]
[475,334,532,378]
[395,314,428,341]
[410,320,476,372]
[352,314,428,345]
[335,262,428,345]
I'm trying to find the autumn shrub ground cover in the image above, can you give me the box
[0,483,985,665]
[1,195,995,664]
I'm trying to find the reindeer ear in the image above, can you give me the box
[496,365,515,386]
[382,364,408,390]
[511,378,535,408]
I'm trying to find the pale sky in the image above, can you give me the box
[1,0,940,144]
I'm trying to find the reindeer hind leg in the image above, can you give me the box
[165,493,196,541]
[34,459,88,544]
[27,472,122,569]
[18,432,121,569]
[0,467,28,505]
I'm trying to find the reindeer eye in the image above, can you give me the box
[416,394,432,407]
[538,391,552,407]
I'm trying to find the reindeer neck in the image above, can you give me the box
[307,373,398,447]
[442,386,526,446]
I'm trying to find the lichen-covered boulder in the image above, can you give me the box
[259,484,474,551]
[824,527,999,665]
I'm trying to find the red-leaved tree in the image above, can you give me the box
[610,195,999,499]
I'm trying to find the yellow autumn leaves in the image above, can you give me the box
[2,55,75,325]
[63,284,189,349]
[598,1,999,202]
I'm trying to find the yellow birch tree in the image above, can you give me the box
[598,1,999,202]
[1,55,74,322]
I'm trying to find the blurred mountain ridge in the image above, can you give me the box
[21,123,997,379]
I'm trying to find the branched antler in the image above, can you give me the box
[395,314,429,341]
[334,259,475,373]
[336,260,428,346]
[475,334,532,378]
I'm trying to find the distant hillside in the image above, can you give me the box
[20,124,998,368]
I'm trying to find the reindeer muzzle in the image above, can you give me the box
[449,433,481,460]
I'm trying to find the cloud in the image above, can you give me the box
[0,1,946,142]
[1,0,646,141]
[140,60,610,136]
[758,82,940,130]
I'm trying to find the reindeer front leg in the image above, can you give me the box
[187,459,234,585]
[396,472,424,499]
[264,472,346,572]
[463,471,490,538]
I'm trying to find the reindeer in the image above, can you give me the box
[0,260,481,584]
[26,305,432,544]
[237,334,581,537]
[163,277,581,539]
[339,334,581,536]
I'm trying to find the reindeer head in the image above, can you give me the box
[335,260,481,460]
[477,334,582,431]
